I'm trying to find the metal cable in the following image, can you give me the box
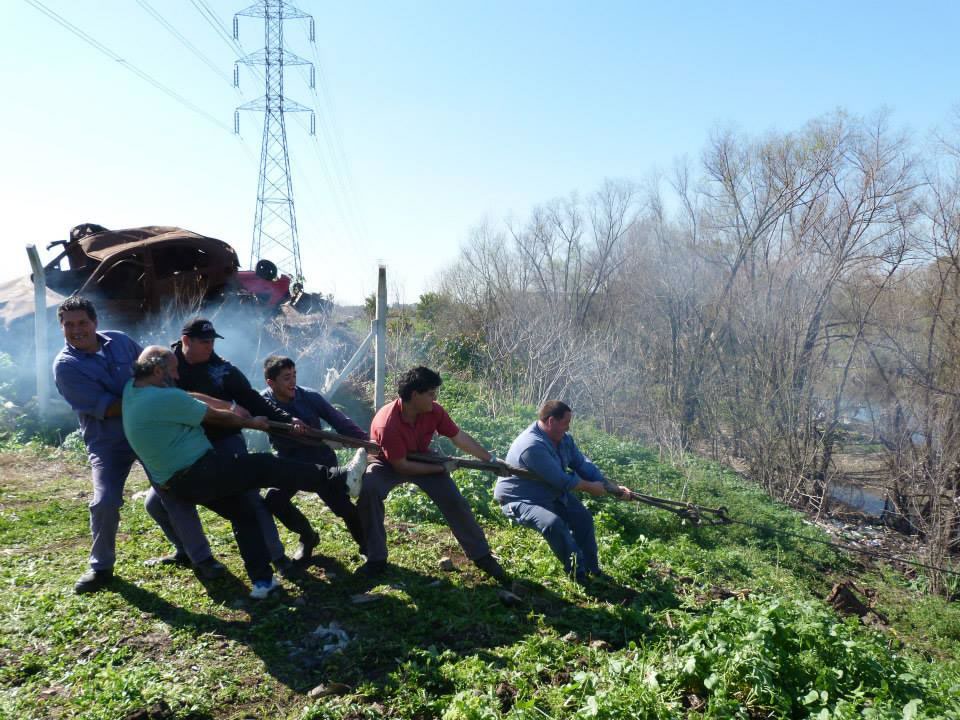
[135,0,236,88]
[24,0,232,133]
[716,516,960,578]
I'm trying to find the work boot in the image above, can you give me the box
[356,559,388,578]
[587,571,613,583]
[273,555,300,579]
[194,557,226,580]
[473,553,508,583]
[144,552,190,568]
[75,568,114,594]
[292,530,320,564]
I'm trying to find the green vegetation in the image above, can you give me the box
[1,383,958,719]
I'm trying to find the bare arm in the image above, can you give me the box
[190,392,230,410]
[390,455,454,476]
[189,392,253,418]
[104,399,123,417]
[574,478,607,497]
[450,430,492,462]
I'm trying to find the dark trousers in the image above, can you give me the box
[146,435,287,562]
[357,460,491,563]
[163,452,339,583]
[264,481,366,552]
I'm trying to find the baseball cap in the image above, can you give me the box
[181,318,224,339]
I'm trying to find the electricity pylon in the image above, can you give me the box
[233,0,315,284]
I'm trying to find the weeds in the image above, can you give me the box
[0,381,958,718]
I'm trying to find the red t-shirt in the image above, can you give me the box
[370,398,459,463]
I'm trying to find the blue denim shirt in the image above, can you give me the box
[494,421,604,505]
[261,385,367,465]
[53,331,142,458]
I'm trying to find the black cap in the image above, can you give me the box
[181,318,223,339]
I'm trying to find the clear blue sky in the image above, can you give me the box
[2,0,957,305]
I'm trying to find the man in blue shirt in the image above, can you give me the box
[52,297,223,594]
[261,355,368,563]
[123,346,366,599]
[494,400,628,583]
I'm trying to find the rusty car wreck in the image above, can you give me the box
[0,223,318,331]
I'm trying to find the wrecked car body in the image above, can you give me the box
[0,223,316,331]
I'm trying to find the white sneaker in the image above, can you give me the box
[249,576,279,600]
[344,448,367,499]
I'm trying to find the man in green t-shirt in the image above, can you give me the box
[122,346,366,599]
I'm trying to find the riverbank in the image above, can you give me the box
[2,395,960,718]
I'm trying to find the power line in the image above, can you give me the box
[289,111,364,249]
[23,0,232,134]
[189,0,238,54]
[297,29,370,243]
[135,0,235,88]
[293,68,366,246]
[189,0,266,88]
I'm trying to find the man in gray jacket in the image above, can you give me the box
[494,400,628,583]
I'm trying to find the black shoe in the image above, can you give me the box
[273,555,300,579]
[75,568,113,594]
[292,531,320,563]
[588,571,613,583]
[473,553,508,583]
[356,559,388,578]
[193,557,226,580]
[144,552,190,568]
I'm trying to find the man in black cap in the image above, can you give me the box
[143,317,305,577]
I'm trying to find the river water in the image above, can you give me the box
[830,483,886,516]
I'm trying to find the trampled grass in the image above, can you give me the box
[1,393,959,719]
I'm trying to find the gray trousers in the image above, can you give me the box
[143,434,286,563]
[143,486,214,563]
[87,450,134,571]
[500,494,600,577]
[357,460,490,563]
[87,447,213,570]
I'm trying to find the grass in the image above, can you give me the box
[1,387,959,719]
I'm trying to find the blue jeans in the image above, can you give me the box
[500,494,600,577]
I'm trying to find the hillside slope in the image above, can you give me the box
[1,386,958,719]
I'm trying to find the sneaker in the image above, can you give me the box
[473,553,508,583]
[292,530,320,563]
[343,449,367,499]
[74,568,113,594]
[194,557,227,580]
[273,555,300,579]
[249,576,280,600]
[356,559,388,578]
[144,552,190,568]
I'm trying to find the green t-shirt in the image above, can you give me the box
[122,380,213,485]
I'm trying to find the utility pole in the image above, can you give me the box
[233,0,315,284]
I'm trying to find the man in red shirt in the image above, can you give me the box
[358,366,506,581]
